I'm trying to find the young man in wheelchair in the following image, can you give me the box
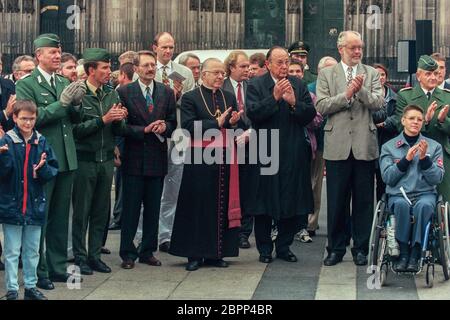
[380,105,445,273]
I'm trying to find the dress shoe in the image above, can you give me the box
[121,259,135,270]
[259,255,273,264]
[308,230,316,237]
[159,241,170,253]
[108,222,121,230]
[37,278,55,291]
[353,252,368,266]
[406,258,420,273]
[204,259,229,268]
[276,251,298,262]
[0,260,4,271]
[24,288,47,301]
[139,256,162,266]
[101,247,111,255]
[6,291,19,300]
[393,256,409,273]
[239,237,251,249]
[50,273,83,283]
[88,259,112,273]
[75,259,94,275]
[324,253,343,266]
[186,260,201,271]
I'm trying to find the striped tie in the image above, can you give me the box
[162,66,170,86]
[347,67,353,86]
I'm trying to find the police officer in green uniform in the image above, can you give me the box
[288,41,317,85]
[72,48,127,275]
[15,34,86,290]
[393,55,450,201]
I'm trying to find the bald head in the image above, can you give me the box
[152,32,175,65]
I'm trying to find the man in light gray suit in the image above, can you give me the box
[316,31,384,267]
[222,50,256,250]
[152,32,195,253]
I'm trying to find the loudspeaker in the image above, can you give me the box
[416,20,433,57]
[397,40,416,73]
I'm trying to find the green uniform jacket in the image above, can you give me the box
[16,69,83,172]
[394,85,450,200]
[302,69,318,85]
[73,84,125,162]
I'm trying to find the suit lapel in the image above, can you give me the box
[130,81,152,123]
[333,64,348,95]
[34,69,57,98]
[55,75,66,99]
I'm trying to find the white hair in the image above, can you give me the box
[317,56,338,72]
[337,31,362,48]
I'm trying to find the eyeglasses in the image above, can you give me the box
[204,70,226,77]
[345,45,364,51]
[18,117,36,123]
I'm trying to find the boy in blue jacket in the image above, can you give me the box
[380,105,444,273]
[0,100,58,300]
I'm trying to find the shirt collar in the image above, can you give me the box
[86,80,99,95]
[138,79,154,97]
[341,61,357,76]
[157,61,172,72]
[37,66,55,86]
[421,87,435,96]
[229,77,241,89]
[438,81,445,90]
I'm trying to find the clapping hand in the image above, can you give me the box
[406,144,420,161]
[346,74,365,100]
[217,107,232,128]
[230,110,244,126]
[438,105,450,123]
[418,140,429,160]
[5,95,16,117]
[103,104,127,124]
[274,79,296,106]
[33,153,47,178]
[425,101,438,124]
[0,125,5,139]
[0,144,8,154]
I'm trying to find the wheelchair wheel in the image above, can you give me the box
[426,264,434,288]
[369,198,387,268]
[436,201,449,280]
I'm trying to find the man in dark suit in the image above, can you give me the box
[117,50,177,269]
[246,46,316,264]
[316,31,384,267]
[0,77,16,130]
[222,50,255,250]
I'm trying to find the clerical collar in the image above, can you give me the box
[38,65,55,86]
[201,84,217,93]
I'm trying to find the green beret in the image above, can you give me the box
[418,55,438,71]
[34,33,61,50]
[82,48,111,63]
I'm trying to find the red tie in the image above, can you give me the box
[237,82,244,111]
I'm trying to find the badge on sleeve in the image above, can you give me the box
[437,158,444,168]
[396,140,403,148]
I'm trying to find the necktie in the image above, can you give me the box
[162,66,170,86]
[145,86,154,113]
[427,92,432,101]
[96,88,102,99]
[346,67,353,86]
[237,82,244,111]
[50,76,56,91]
